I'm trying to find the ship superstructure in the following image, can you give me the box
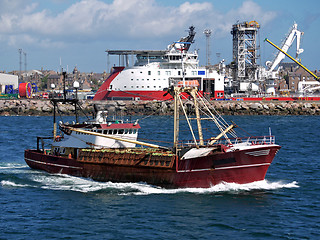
[94,26,225,101]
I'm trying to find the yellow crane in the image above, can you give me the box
[264,38,319,81]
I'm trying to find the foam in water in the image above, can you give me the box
[26,173,299,195]
[121,180,299,195]
[0,163,26,169]
[1,180,31,188]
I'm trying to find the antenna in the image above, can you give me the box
[204,29,212,66]
[216,52,221,63]
[18,49,22,74]
[24,52,27,72]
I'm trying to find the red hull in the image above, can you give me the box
[95,89,174,101]
[25,144,280,188]
[230,96,320,101]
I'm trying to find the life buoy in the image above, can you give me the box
[55,135,61,142]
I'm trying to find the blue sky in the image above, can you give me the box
[0,0,319,73]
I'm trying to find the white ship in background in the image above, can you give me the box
[94,26,225,101]
[94,22,320,102]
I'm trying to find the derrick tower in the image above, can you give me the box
[231,21,260,91]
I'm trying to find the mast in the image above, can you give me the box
[51,71,80,140]
[173,87,180,153]
[173,38,205,151]
[53,101,57,139]
[191,89,204,145]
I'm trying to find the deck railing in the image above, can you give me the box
[178,135,276,148]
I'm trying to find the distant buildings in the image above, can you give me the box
[1,63,320,97]
[12,66,109,93]
[277,63,320,95]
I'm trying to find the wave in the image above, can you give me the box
[25,173,299,195]
[120,180,299,196]
[1,180,31,188]
[0,163,26,169]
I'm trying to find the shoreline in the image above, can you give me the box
[1,99,320,116]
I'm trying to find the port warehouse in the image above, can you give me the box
[0,73,18,94]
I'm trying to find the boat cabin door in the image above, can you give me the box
[203,78,215,99]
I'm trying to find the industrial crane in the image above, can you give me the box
[266,23,304,73]
[265,38,320,94]
[260,23,304,95]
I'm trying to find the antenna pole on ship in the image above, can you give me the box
[173,87,180,154]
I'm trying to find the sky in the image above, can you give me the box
[0,0,320,73]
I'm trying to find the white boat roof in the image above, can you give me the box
[106,50,168,56]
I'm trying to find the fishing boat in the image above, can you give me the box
[24,71,281,188]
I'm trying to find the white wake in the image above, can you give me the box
[25,173,299,195]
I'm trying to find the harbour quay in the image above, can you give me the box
[1,99,320,116]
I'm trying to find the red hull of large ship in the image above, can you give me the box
[25,145,280,188]
[95,90,174,101]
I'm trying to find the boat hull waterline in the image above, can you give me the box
[25,144,280,188]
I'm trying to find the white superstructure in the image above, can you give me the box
[94,26,225,101]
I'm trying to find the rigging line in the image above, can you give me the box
[197,94,238,138]
[196,93,238,139]
[139,103,166,121]
[196,94,225,125]
[200,94,229,126]
[76,101,90,120]
[138,137,173,145]
[234,124,255,138]
[183,93,236,138]
[55,102,65,123]
[196,93,229,133]
[179,94,198,145]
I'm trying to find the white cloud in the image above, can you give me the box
[179,1,212,14]
[0,0,277,48]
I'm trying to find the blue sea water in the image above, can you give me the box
[0,115,319,239]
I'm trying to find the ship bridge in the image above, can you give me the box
[107,49,198,69]
[106,50,168,68]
